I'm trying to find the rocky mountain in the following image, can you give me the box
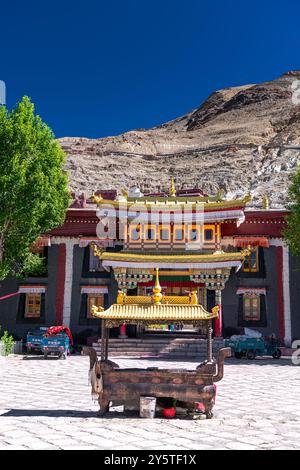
[59,70,300,208]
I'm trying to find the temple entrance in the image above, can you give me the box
[140,286,207,335]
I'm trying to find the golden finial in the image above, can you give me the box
[189,291,198,305]
[212,305,220,316]
[262,194,270,210]
[169,177,176,197]
[117,290,126,304]
[92,193,103,204]
[216,189,225,202]
[91,304,104,317]
[152,268,163,305]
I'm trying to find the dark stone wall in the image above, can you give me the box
[289,253,300,342]
[0,245,58,340]
[222,246,279,337]
[69,245,112,339]
[2,243,300,344]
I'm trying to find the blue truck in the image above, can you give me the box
[26,327,48,353]
[26,328,70,359]
[42,334,70,359]
[225,336,282,360]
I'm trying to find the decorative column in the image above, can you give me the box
[119,323,128,339]
[207,320,213,363]
[276,246,285,343]
[53,237,78,327]
[270,239,291,346]
[214,289,223,337]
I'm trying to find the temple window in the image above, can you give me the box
[204,228,214,241]
[130,225,141,241]
[89,246,103,272]
[145,226,156,241]
[87,294,104,319]
[25,294,42,318]
[243,294,261,321]
[159,227,170,241]
[174,226,184,241]
[188,226,200,242]
[243,247,259,272]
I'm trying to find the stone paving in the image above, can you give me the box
[0,354,299,450]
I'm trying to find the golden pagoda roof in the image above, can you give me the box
[92,303,219,323]
[91,268,219,325]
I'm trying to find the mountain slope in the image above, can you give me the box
[59,70,300,207]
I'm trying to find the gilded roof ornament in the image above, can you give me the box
[92,193,103,204]
[152,268,163,305]
[169,177,176,197]
[262,194,270,210]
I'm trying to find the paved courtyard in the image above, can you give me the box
[0,354,299,450]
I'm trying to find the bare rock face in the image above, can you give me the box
[59,71,300,208]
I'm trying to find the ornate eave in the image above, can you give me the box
[95,194,251,211]
[92,303,219,327]
[93,248,249,264]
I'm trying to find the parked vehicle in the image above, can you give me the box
[225,336,282,360]
[26,327,48,353]
[42,333,70,359]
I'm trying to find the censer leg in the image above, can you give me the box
[98,396,110,416]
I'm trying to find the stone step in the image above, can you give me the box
[92,342,220,348]
[91,337,224,358]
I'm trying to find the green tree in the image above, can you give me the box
[285,165,300,256]
[0,96,70,280]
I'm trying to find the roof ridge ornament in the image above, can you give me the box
[169,177,176,197]
[152,268,163,305]
[92,193,103,204]
[262,194,270,210]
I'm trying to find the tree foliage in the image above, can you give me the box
[285,165,300,256]
[0,96,70,280]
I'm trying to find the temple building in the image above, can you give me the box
[0,181,299,347]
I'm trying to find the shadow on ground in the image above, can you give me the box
[1,408,196,420]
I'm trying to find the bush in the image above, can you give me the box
[0,330,14,356]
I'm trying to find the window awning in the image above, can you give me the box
[237,287,266,296]
[18,286,47,294]
[233,236,269,248]
[81,286,108,294]
[31,236,51,248]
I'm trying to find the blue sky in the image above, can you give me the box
[1,0,300,138]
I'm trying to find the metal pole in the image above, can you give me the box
[101,319,105,361]
[215,289,223,337]
[207,319,213,363]
[105,327,109,360]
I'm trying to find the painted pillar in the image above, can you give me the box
[119,323,128,338]
[62,239,76,327]
[271,239,292,346]
[214,289,223,337]
[53,238,77,328]
[276,246,285,342]
[282,246,292,346]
